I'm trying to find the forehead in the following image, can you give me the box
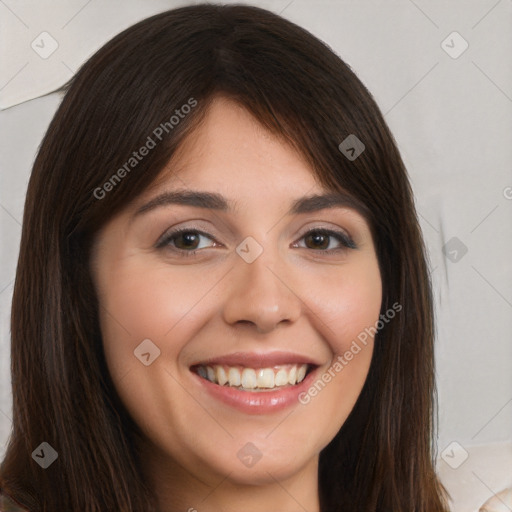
[132,96,371,224]
[146,95,323,196]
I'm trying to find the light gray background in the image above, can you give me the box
[1,1,511,511]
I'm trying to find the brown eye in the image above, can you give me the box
[297,228,357,252]
[157,228,217,254]
[304,232,330,250]
[174,231,201,250]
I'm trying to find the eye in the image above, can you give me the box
[156,226,357,258]
[294,228,356,253]
[156,228,218,253]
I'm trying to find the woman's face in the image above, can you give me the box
[91,96,382,491]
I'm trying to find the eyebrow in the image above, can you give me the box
[134,189,370,218]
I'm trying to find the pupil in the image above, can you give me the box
[307,233,328,250]
[179,232,198,249]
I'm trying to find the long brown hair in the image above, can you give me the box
[0,4,449,511]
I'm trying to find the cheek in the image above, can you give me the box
[95,260,218,444]
[306,256,382,354]
[96,259,226,378]
[296,256,382,424]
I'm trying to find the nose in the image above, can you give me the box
[222,247,302,334]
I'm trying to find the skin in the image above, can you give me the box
[90,96,382,512]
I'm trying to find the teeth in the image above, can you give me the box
[228,367,241,386]
[275,369,288,386]
[257,368,275,388]
[297,365,307,383]
[288,365,297,385]
[241,368,257,389]
[216,366,228,386]
[196,363,310,390]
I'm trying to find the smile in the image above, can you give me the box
[189,352,321,414]
[192,363,311,392]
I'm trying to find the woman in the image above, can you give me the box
[0,4,449,511]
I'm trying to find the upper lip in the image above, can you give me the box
[190,351,321,368]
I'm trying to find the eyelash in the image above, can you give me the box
[156,227,357,257]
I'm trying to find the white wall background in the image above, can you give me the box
[1,1,511,511]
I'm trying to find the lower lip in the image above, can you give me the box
[190,367,319,415]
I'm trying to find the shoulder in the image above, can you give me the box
[0,492,30,512]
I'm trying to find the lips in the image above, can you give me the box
[188,351,321,414]
[190,350,322,369]
[189,351,319,390]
